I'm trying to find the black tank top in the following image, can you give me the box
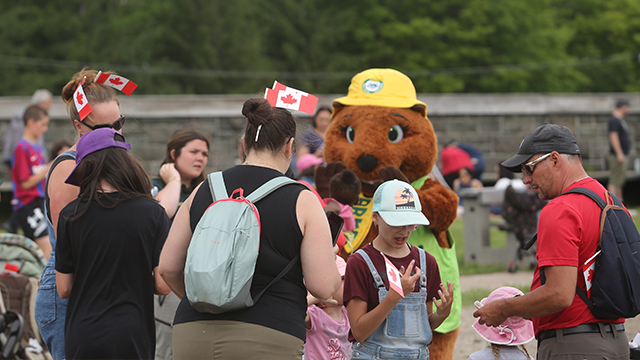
[173,165,309,340]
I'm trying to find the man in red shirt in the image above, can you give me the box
[473,124,628,359]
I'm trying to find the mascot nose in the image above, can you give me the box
[357,155,379,173]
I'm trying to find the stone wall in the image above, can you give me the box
[0,93,639,182]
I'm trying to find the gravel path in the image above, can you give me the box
[454,271,640,360]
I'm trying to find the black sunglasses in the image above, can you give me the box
[80,115,126,131]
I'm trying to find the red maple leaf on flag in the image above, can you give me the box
[280,94,297,105]
[109,77,124,86]
[388,269,397,283]
[587,269,594,282]
[76,92,84,105]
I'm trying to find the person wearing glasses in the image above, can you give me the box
[473,124,628,359]
[34,69,128,360]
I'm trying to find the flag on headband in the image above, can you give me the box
[95,71,138,96]
[583,250,600,296]
[264,81,318,115]
[381,252,404,298]
[73,82,91,121]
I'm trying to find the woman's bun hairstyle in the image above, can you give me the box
[242,97,296,154]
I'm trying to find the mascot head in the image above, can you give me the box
[324,69,437,183]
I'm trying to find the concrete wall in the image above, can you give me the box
[1,93,639,182]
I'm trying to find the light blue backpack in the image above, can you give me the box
[185,171,307,314]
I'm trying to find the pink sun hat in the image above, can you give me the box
[297,154,324,172]
[472,286,535,346]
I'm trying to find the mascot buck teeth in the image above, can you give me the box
[316,68,461,359]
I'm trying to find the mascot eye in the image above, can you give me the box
[388,124,405,143]
[345,126,355,143]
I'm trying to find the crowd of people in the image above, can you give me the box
[0,69,634,360]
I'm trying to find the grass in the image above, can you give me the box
[461,284,531,307]
[454,207,640,305]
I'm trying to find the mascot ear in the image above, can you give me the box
[410,104,426,115]
[332,101,344,115]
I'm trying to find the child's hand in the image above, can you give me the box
[307,293,338,307]
[434,281,454,317]
[399,260,421,296]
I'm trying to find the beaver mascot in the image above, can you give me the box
[315,68,461,360]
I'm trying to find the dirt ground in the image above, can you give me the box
[454,271,639,360]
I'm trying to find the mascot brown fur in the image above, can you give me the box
[315,69,461,360]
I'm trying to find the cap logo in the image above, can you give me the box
[362,79,383,93]
[394,187,416,210]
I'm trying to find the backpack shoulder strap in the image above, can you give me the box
[246,176,310,203]
[557,186,608,313]
[207,171,227,201]
[560,187,606,209]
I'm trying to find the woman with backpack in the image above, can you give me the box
[159,97,341,359]
[56,128,171,359]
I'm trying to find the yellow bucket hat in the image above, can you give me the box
[332,68,427,116]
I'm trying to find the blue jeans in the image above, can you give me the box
[34,255,67,359]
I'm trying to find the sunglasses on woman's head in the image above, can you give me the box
[80,115,126,131]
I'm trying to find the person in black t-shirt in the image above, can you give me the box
[159,97,341,360]
[607,99,630,201]
[56,128,171,360]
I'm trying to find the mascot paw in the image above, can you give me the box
[378,165,410,183]
[432,229,451,249]
[314,161,346,198]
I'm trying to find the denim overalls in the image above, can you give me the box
[351,248,432,360]
[34,150,75,360]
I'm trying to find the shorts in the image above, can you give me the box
[608,154,629,187]
[16,198,49,240]
[173,320,303,360]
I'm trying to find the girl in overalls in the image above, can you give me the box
[343,179,454,359]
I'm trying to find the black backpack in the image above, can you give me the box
[531,187,640,319]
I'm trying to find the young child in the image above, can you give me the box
[10,104,51,258]
[323,169,361,232]
[343,179,454,360]
[469,287,534,360]
[304,255,351,360]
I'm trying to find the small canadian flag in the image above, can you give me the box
[73,82,91,120]
[583,250,601,296]
[381,252,404,298]
[94,71,138,96]
[264,81,318,115]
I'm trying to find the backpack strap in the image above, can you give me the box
[523,187,612,251]
[561,187,607,209]
[207,172,228,201]
[252,253,301,303]
[250,178,310,302]
[246,176,310,203]
[540,186,618,313]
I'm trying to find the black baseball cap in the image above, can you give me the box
[501,123,580,173]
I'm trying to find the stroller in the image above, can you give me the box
[0,234,50,360]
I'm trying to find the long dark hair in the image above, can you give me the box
[242,98,296,154]
[160,128,210,189]
[68,147,153,221]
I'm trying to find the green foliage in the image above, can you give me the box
[0,0,639,95]
[461,284,530,307]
